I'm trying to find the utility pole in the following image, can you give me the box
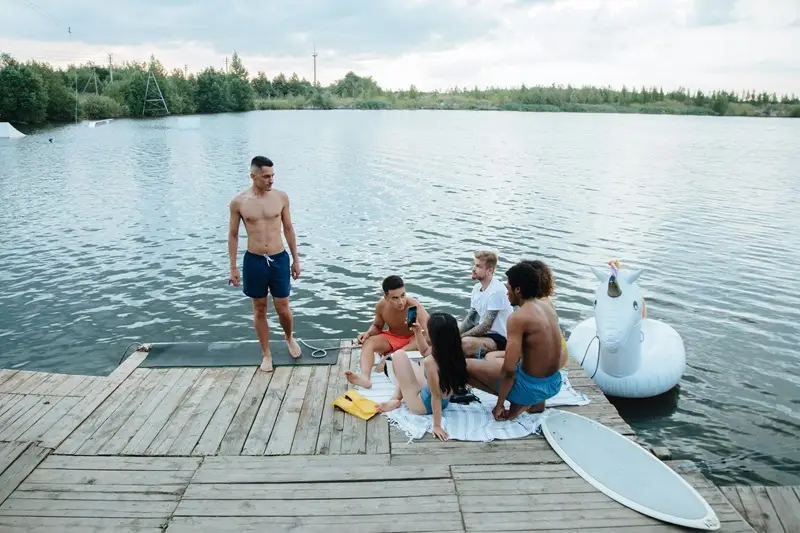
[108,53,113,82]
[68,26,77,123]
[312,45,318,87]
[225,57,228,73]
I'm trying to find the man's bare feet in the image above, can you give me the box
[526,401,545,414]
[374,355,388,373]
[376,398,401,413]
[506,403,528,420]
[345,370,372,389]
[286,337,302,359]
[259,352,274,373]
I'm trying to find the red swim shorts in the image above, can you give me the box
[378,331,413,354]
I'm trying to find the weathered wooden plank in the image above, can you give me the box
[0,371,18,388]
[10,490,180,501]
[3,396,57,441]
[168,367,238,456]
[218,368,272,455]
[74,369,164,455]
[0,393,24,419]
[366,409,390,454]
[18,396,80,442]
[289,365,330,455]
[459,488,737,513]
[452,463,577,479]
[0,498,177,517]
[340,346,367,454]
[316,341,350,454]
[119,368,201,455]
[146,368,217,455]
[0,443,31,476]
[24,469,196,486]
[48,374,94,397]
[38,455,200,471]
[738,485,774,533]
[165,514,465,533]
[28,373,70,396]
[0,516,165,531]
[721,485,748,520]
[6,371,51,395]
[40,349,149,449]
[192,367,254,455]
[265,366,313,455]
[17,483,187,495]
[183,478,456,500]
[240,367,290,455]
[199,454,391,470]
[55,370,151,455]
[99,369,187,455]
[0,394,39,430]
[391,449,565,467]
[765,486,800,533]
[192,464,450,484]
[390,436,550,454]
[752,485,789,533]
[174,494,459,516]
[0,445,49,504]
[0,372,37,394]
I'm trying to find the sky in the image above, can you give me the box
[1,0,798,94]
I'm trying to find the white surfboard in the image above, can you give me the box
[542,410,720,530]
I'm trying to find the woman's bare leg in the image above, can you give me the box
[376,350,427,414]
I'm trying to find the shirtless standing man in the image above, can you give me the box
[228,156,302,372]
[466,260,567,421]
[345,275,429,389]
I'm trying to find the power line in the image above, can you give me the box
[18,0,72,34]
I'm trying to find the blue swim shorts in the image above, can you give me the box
[242,250,291,299]
[496,362,562,406]
[420,383,451,415]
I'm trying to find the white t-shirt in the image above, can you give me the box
[470,277,513,338]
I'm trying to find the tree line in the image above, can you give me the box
[1,51,798,125]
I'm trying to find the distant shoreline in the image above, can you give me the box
[2,52,798,126]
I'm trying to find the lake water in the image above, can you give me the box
[1,110,798,486]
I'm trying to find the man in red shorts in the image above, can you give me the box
[345,275,429,389]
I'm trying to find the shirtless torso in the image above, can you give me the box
[375,296,420,338]
[513,298,567,378]
[231,187,288,256]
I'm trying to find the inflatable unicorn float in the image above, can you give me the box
[567,260,685,398]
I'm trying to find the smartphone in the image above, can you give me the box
[407,305,417,328]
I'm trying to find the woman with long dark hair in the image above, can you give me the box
[376,311,469,441]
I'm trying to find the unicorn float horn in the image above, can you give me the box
[607,259,622,297]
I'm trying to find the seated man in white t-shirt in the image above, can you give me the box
[459,251,514,357]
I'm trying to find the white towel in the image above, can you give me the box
[356,364,591,442]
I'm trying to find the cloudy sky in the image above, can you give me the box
[1,0,798,94]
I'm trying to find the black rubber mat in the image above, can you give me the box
[138,339,343,368]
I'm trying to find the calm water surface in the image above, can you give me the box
[1,111,798,486]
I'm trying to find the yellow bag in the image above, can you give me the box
[332,389,378,420]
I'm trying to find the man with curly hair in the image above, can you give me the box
[466,260,567,421]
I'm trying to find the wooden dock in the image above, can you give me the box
[0,339,780,532]
[719,485,800,533]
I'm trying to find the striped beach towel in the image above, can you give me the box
[355,365,591,442]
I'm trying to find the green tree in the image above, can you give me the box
[0,64,48,123]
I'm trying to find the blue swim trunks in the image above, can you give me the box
[242,250,291,299]
[420,383,451,415]
[497,362,562,406]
